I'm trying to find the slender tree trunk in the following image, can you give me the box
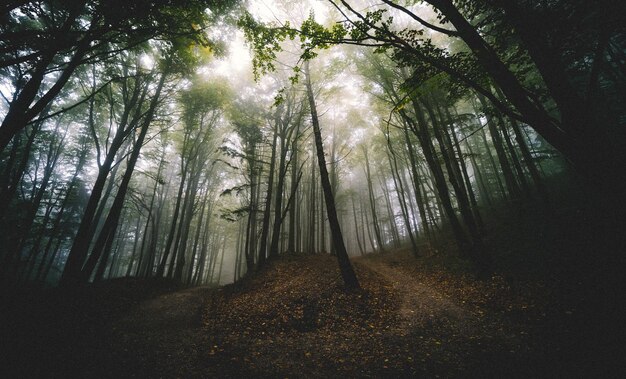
[387,143,419,257]
[157,164,187,277]
[505,113,549,203]
[405,100,490,273]
[498,113,532,198]
[135,155,165,277]
[172,163,202,281]
[0,123,41,268]
[426,0,575,162]
[304,61,359,290]
[287,124,300,253]
[15,121,66,266]
[258,126,278,266]
[362,147,385,252]
[350,194,365,256]
[477,118,507,199]
[308,152,317,254]
[60,73,146,287]
[444,107,484,229]
[477,95,521,201]
[378,168,401,248]
[431,104,492,272]
[402,125,432,241]
[363,203,377,253]
[463,128,493,208]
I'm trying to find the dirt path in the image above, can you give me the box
[353,255,533,377]
[355,258,473,335]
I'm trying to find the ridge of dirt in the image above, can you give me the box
[200,254,402,378]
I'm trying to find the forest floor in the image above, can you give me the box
[2,242,623,378]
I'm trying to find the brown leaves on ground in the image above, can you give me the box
[3,252,616,378]
[199,252,561,378]
[202,254,402,378]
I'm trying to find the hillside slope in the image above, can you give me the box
[1,252,621,378]
[196,253,570,378]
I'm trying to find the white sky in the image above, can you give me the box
[209,30,252,77]
[139,0,447,191]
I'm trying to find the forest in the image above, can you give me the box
[1,0,624,377]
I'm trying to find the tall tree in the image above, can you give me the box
[304,60,360,290]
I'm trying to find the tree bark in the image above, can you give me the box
[304,61,360,290]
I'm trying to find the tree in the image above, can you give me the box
[0,0,234,153]
[225,96,265,272]
[242,0,625,188]
[61,49,171,286]
[304,60,360,290]
[268,89,305,260]
[157,79,229,280]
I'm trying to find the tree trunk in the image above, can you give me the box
[362,147,385,252]
[60,72,147,287]
[426,0,575,161]
[258,125,278,266]
[477,95,521,201]
[405,99,490,274]
[387,141,419,257]
[287,122,300,253]
[157,162,187,277]
[304,61,360,290]
[350,194,366,256]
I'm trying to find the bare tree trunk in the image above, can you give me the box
[362,147,385,252]
[477,94,521,201]
[350,194,366,256]
[402,125,432,242]
[378,168,401,248]
[304,61,360,290]
[386,139,419,257]
[258,126,278,266]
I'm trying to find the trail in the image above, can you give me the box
[353,253,532,377]
[355,257,474,336]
